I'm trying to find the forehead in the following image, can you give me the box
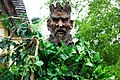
[51,11,70,19]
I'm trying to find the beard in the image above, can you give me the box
[48,27,72,46]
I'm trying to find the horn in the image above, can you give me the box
[64,2,71,13]
[56,2,63,10]
[49,4,54,12]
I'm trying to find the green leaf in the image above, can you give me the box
[86,58,93,67]
[52,77,58,80]
[0,56,7,63]
[3,19,12,28]
[61,65,68,71]
[60,54,69,60]
[34,61,44,67]
[94,65,102,74]
[55,68,62,75]
[94,52,100,60]
[75,53,85,62]
[11,65,20,76]
[47,69,57,77]
[86,62,93,67]
[35,56,39,61]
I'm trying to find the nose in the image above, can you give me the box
[58,19,63,27]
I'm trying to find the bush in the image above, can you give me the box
[0,37,114,80]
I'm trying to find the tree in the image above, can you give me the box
[75,0,120,65]
[73,0,120,78]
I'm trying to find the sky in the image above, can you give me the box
[23,0,119,21]
[23,0,90,21]
[23,0,50,38]
[23,0,48,21]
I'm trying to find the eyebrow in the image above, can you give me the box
[50,15,60,18]
[50,15,69,19]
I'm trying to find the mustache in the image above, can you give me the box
[54,28,67,34]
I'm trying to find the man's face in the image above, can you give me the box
[47,11,73,37]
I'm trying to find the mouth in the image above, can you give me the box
[55,28,67,36]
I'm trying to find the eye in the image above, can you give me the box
[52,18,59,22]
[61,18,68,22]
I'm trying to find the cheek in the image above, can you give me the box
[51,21,56,30]
[64,22,71,28]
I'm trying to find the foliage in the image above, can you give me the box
[31,17,41,24]
[75,0,120,65]
[0,37,113,80]
[72,0,120,78]
[110,57,120,79]
[70,0,120,78]
[31,17,44,33]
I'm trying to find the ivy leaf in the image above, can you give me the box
[60,54,69,60]
[55,68,62,75]
[61,65,68,71]
[94,65,102,74]
[52,77,58,80]
[0,56,7,63]
[34,61,44,67]
[35,56,39,61]
[86,62,93,67]
[86,58,93,67]
[94,52,100,60]
[11,65,20,76]
[3,20,12,28]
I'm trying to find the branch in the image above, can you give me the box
[34,37,39,56]
[21,73,24,80]
[0,16,26,21]
[0,36,32,40]
[8,27,18,39]
[30,36,39,80]
[25,38,35,49]
[30,71,35,80]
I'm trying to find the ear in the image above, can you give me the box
[47,19,51,23]
[70,20,73,29]
[47,19,51,28]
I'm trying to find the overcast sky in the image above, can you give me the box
[23,0,49,20]
[23,0,118,20]
[23,0,51,37]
